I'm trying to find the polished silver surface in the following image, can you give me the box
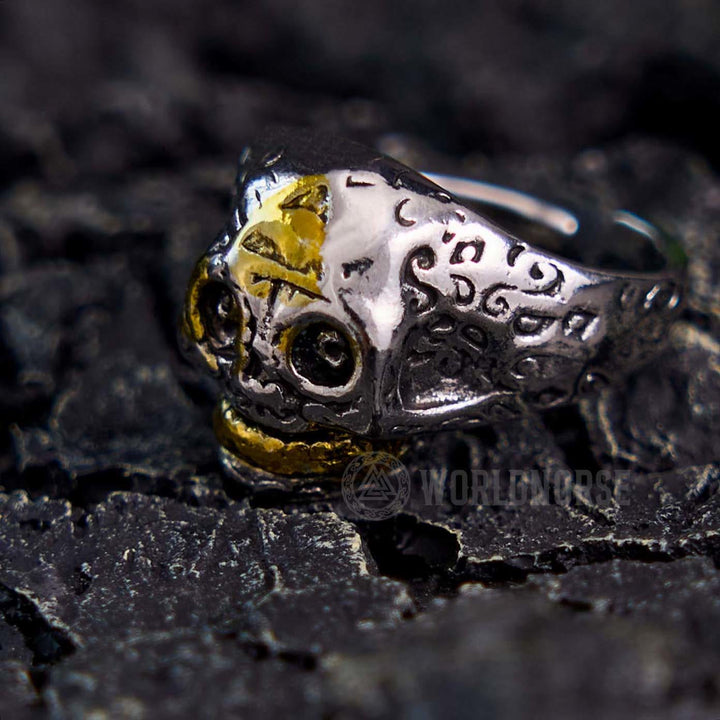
[182,128,686,441]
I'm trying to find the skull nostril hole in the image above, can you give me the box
[290,322,356,388]
[198,281,241,349]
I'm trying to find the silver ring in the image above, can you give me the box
[180,128,686,483]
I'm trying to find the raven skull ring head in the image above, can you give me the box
[181,128,684,484]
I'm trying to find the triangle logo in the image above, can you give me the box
[356,465,398,503]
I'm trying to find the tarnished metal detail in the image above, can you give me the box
[181,128,686,481]
[213,398,378,479]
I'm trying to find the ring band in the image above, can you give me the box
[180,128,686,483]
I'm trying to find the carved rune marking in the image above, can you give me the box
[342,257,374,278]
[346,175,375,187]
[450,275,475,305]
[395,198,416,227]
[450,239,485,265]
[507,244,525,266]
[404,246,437,313]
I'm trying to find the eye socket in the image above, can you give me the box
[198,281,241,349]
[290,322,356,388]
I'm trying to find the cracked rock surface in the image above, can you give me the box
[2,1,720,718]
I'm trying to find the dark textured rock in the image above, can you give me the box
[581,323,720,472]
[0,661,39,720]
[44,631,324,719]
[12,353,217,481]
[0,492,413,715]
[3,260,218,492]
[322,587,720,720]
[1,0,720,717]
[0,492,410,645]
[529,556,720,631]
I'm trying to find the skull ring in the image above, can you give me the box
[181,128,686,488]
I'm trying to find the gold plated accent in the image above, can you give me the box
[181,174,331,377]
[229,174,329,305]
[214,399,402,478]
[181,256,220,373]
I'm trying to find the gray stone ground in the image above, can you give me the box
[1,1,720,718]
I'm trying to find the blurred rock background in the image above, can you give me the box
[1,1,720,718]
